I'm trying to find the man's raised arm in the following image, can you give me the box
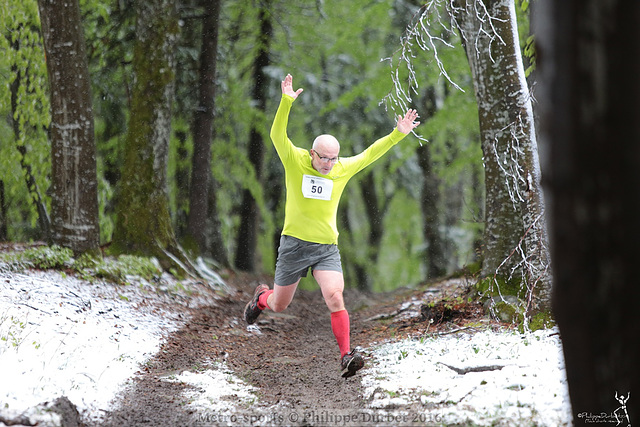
[270,74,303,162]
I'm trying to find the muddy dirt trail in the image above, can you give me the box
[100,277,401,426]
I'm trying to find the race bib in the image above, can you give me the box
[301,174,333,201]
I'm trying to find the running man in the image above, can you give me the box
[244,73,420,378]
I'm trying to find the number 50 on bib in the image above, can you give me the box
[301,174,333,201]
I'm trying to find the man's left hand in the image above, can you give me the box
[396,109,420,134]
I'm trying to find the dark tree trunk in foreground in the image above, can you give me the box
[186,0,223,257]
[536,0,639,423]
[235,2,272,271]
[38,0,100,253]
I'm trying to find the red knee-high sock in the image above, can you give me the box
[331,310,351,358]
[257,289,273,310]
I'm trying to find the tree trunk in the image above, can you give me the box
[417,85,447,279]
[453,0,551,312]
[417,143,447,279]
[112,0,182,266]
[206,177,230,266]
[234,2,272,272]
[338,201,370,291]
[536,0,639,422]
[37,0,100,254]
[187,0,222,255]
[174,130,190,238]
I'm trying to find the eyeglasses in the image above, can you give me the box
[313,150,339,163]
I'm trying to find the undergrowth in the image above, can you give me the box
[0,244,162,285]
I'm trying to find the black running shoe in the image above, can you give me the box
[244,284,269,325]
[341,349,365,378]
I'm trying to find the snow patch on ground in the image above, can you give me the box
[0,266,205,425]
[164,362,257,411]
[362,328,572,426]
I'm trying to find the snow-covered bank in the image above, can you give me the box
[0,265,210,425]
[361,328,572,425]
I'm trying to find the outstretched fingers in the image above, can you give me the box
[281,73,303,99]
[404,109,418,122]
[397,108,420,134]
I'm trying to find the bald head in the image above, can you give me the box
[312,134,340,152]
[310,134,340,175]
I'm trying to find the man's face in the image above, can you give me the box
[311,147,339,175]
[310,135,340,175]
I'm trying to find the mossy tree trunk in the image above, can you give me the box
[453,0,551,312]
[112,0,183,266]
[537,0,639,421]
[38,0,100,254]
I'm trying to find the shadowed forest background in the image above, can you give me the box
[2,0,535,292]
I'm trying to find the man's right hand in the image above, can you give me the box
[281,74,303,100]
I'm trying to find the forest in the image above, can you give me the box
[2,0,543,294]
[1,0,639,423]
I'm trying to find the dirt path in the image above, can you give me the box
[100,278,401,426]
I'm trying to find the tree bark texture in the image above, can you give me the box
[206,177,230,266]
[187,0,222,255]
[454,0,551,311]
[112,0,179,257]
[536,0,639,422]
[38,0,99,253]
[235,2,272,272]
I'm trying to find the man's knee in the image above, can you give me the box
[325,289,344,311]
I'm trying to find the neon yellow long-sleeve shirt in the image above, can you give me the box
[270,94,408,245]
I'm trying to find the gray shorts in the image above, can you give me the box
[274,235,343,286]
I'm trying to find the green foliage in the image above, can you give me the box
[20,245,73,269]
[4,244,160,284]
[92,255,161,283]
[525,311,555,332]
[475,275,527,300]
[0,315,27,349]
[0,0,535,295]
[492,300,525,324]
[515,0,536,77]
[476,275,555,331]
[0,0,51,240]
[523,34,536,77]
[375,189,424,292]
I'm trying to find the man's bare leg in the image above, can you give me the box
[264,280,300,312]
[314,270,364,377]
[245,280,299,324]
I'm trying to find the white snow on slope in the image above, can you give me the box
[1,263,575,426]
[361,328,572,425]
[0,267,189,425]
